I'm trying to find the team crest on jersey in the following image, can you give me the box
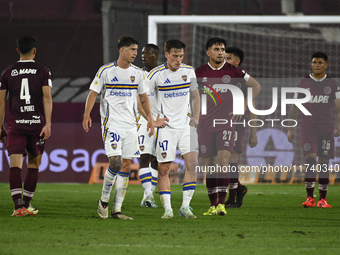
[202,77,207,82]
[161,152,167,159]
[324,86,331,94]
[200,145,207,154]
[139,145,145,152]
[111,143,117,150]
[303,143,311,152]
[11,69,18,76]
[222,75,231,83]
[130,76,135,83]
[182,75,187,82]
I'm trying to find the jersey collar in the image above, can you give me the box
[309,73,327,82]
[18,60,35,63]
[208,60,226,70]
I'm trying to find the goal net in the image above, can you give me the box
[149,16,340,184]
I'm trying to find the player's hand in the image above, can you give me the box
[287,129,294,143]
[0,128,7,145]
[40,124,51,140]
[82,115,92,133]
[249,133,258,148]
[147,119,155,137]
[154,114,169,128]
[189,117,198,127]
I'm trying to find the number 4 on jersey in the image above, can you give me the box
[20,78,31,104]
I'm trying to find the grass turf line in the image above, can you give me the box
[0,183,340,255]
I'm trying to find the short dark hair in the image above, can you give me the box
[311,52,328,61]
[117,36,139,50]
[145,43,159,53]
[164,39,186,53]
[226,47,244,66]
[205,38,227,50]
[17,35,36,54]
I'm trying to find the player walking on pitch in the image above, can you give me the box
[0,35,53,216]
[288,52,340,208]
[224,46,258,208]
[195,38,261,216]
[147,39,200,219]
[82,36,154,220]
[137,44,168,208]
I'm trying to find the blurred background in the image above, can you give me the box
[1,0,340,184]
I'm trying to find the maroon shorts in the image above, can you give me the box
[233,125,245,154]
[198,128,235,158]
[301,131,334,159]
[7,132,45,156]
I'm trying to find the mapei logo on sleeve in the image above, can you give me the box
[182,75,187,82]
[130,76,135,83]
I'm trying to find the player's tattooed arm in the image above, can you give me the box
[287,104,298,143]
[137,96,168,128]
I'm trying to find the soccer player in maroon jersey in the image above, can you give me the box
[196,38,261,216]
[224,47,258,208]
[0,35,53,216]
[288,52,340,208]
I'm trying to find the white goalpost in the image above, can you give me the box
[148,15,340,172]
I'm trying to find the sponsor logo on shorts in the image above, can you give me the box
[134,150,140,156]
[111,143,117,150]
[303,143,311,151]
[200,145,206,154]
[161,152,167,159]
[15,118,41,125]
[139,145,145,152]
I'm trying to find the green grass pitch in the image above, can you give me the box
[1,183,340,255]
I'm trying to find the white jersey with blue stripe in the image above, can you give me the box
[147,63,198,129]
[137,70,158,126]
[89,61,148,133]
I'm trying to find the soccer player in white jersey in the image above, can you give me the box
[82,36,154,220]
[147,39,200,219]
[136,44,167,208]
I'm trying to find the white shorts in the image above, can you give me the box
[102,127,140,159]
[137,121,156,156]
[190,125,199,153]
[156,125,197,163]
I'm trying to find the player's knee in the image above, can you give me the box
[109,157,122,172]
[158,163,170,176]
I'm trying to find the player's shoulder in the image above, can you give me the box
[195,63,209,74]
[96,61,117,78]
[180,63,194,70]
[147,63,167,79]
[130,64,144,72]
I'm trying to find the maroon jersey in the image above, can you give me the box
[195,61,249,132]
[297,75,340,134]
[0,61,52,134]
